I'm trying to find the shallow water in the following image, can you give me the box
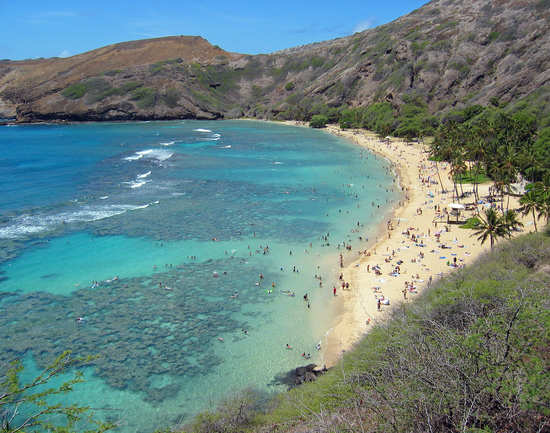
[0,120,398,432]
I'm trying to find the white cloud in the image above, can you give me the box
[58,50,71,58]
[353,19,376,34]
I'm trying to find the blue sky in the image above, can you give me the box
[1,0,429,60]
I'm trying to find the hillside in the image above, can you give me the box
[0,36,241,120]
[1,0,549,123]
[186,229,550,433]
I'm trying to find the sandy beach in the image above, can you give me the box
[279,122,533,367]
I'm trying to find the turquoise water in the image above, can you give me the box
[0,120,397,432]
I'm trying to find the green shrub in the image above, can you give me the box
[161,88,180,108]
[285,82,295,91]
[488,31,500,43]
[260,232,550,432]
[309,114,328,128]
[131,87,157,108]
[460,216,481,229]
[120,81,143,93]
[62,82,88,99]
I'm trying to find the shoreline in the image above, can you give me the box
[279,120,532,368]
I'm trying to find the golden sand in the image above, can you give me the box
[278,122,533,367]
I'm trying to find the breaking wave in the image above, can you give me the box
[0,204,150,239]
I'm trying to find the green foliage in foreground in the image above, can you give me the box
[186,230,550,433]
[0,351,114,433]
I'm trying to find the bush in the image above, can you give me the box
[285,82,295,91]
[120,81,143,93]
[131,87,157,109]
[161,88,180,108]
[187,388,270,433]
[309,114,328,128]
[259,231,550,433]
[62,82,88,99]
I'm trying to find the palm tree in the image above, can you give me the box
[472,208,510,249]
[503,210,524,236]
[466,132,486,202]
[498,144,519,212]
[519,188,542,232]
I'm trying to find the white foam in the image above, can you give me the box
[137,171,151,179]
[132,204,150,210]
[124,149,173,162]
[123,149,153,161]
[0,204,143,239]
[212,133,221,138]
[145,149,173,161]
[160,141,175,146]
[99,196,109,200]
[0,224,46,238]
[273,161,283,165]
[221,145,232,149]
[123,180,150,189]
[193,128,212,133]
[124,154,144,161]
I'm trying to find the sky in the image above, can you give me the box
[0,0,429,60]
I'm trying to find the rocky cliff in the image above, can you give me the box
[1,0,549,123]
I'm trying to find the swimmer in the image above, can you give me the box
[286,344,292,350]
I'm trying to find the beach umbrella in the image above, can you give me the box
[448,203,465,222]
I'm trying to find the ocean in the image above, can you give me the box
[0,120,397,432]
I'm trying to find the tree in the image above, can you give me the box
[1,351,113,433]
[472,208,510,249]
[519,187,542,232]
[309,114,328,129]
[502,209,524,235]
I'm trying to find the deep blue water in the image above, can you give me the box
[0,120,397,432]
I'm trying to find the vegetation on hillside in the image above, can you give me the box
[3,0,549,124]
[185,229,550,433]
[306,99,550,229]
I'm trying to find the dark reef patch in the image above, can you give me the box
[0,258,277,403]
